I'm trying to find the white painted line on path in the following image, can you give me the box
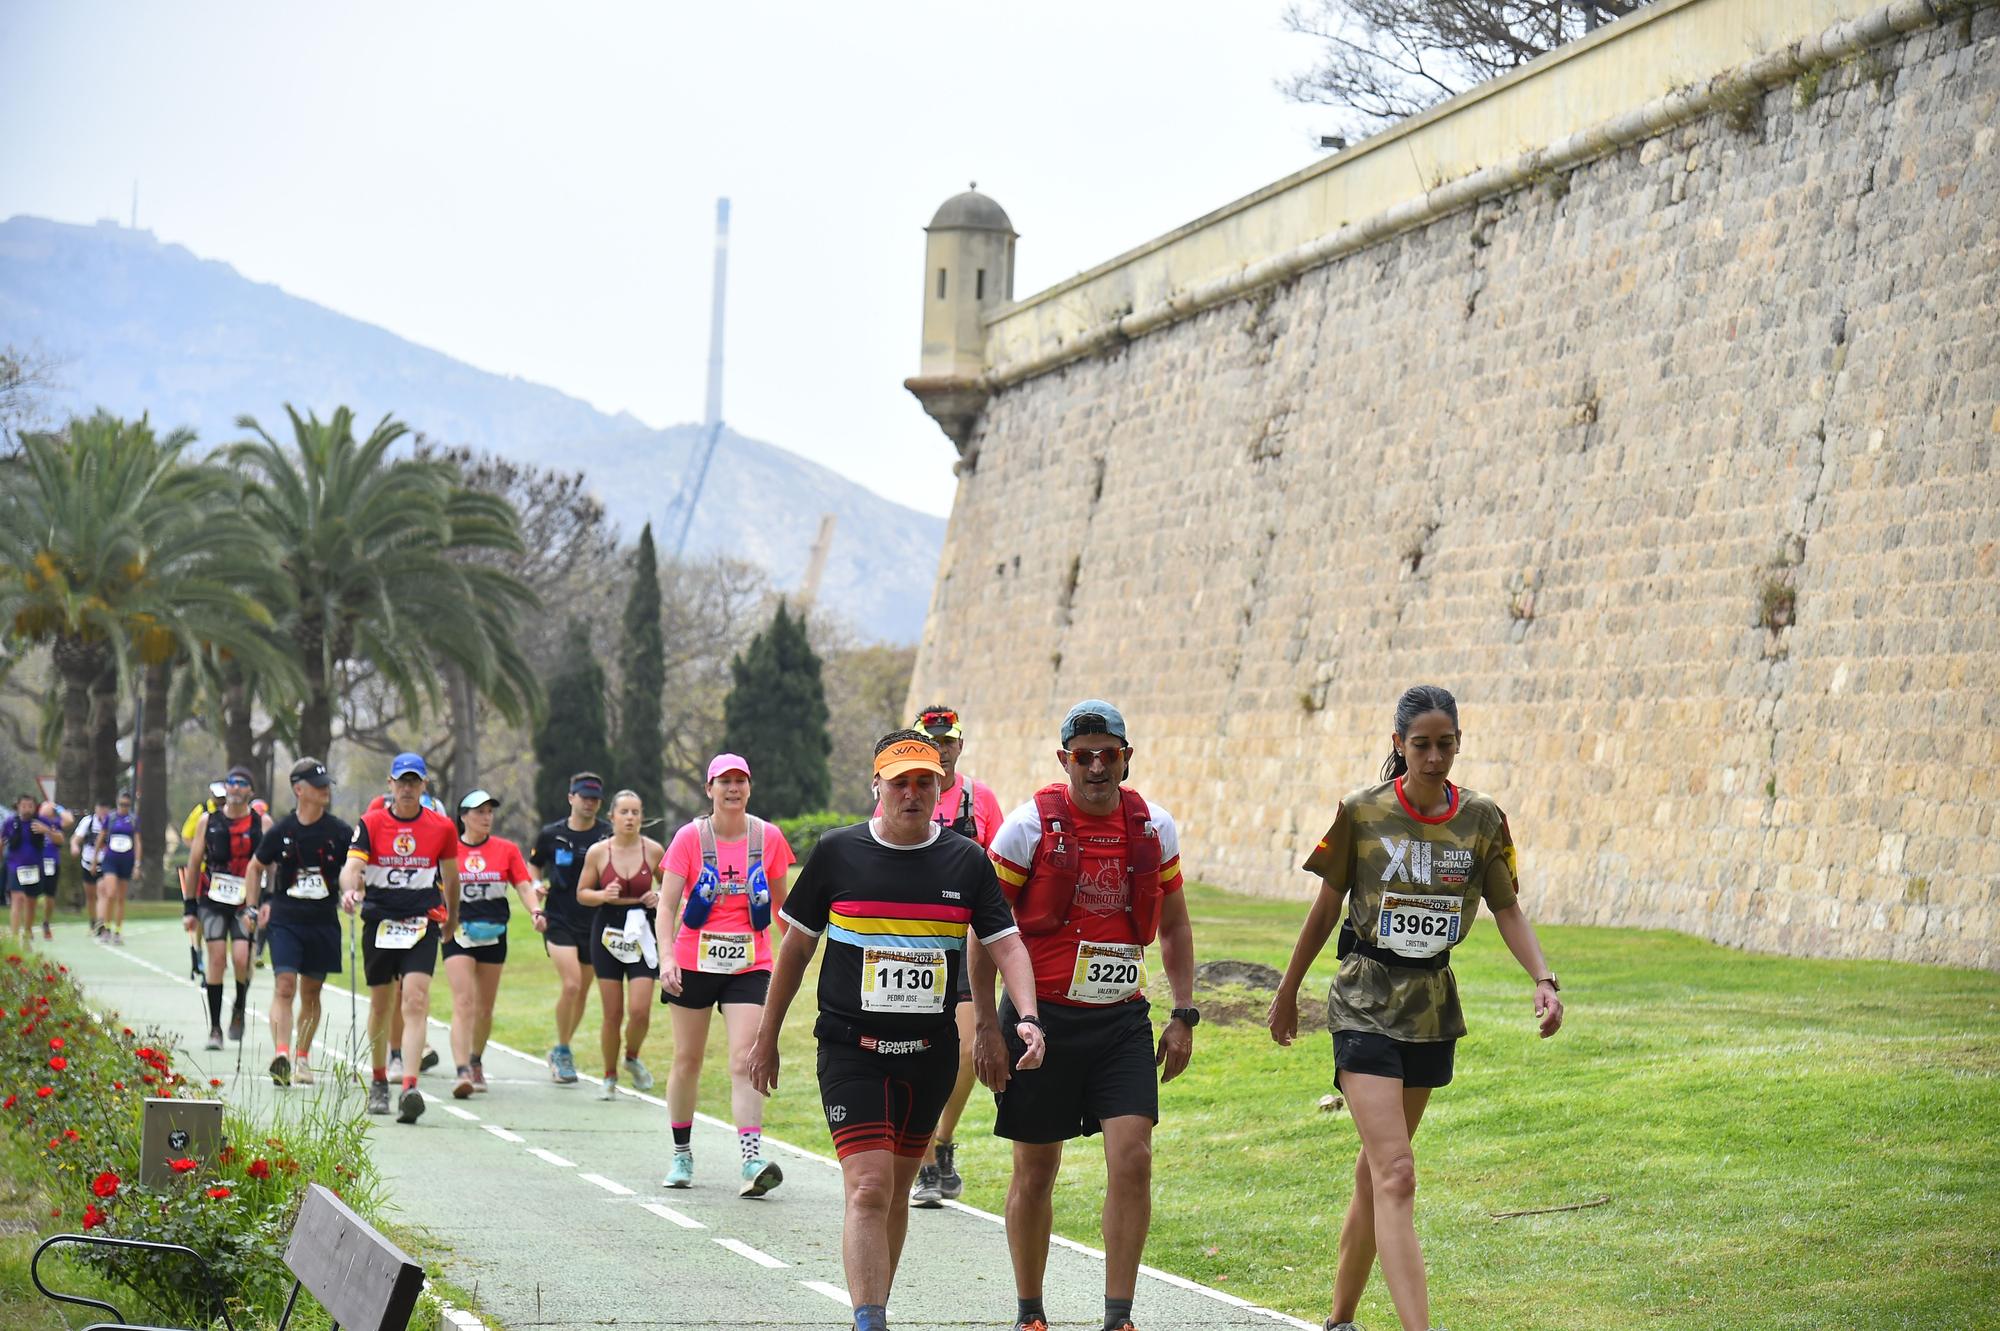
[801,1279,850,1307]
[482,1125,526,1144]
[642,1202,706,1230]
[442,1105,480,1121]
[527,1147,575,1167]
[579,1172,635,1196]
[714,1236,789,1269]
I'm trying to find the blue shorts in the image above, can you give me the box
[7,865,53,898]
[99,852,136,879]
[267,917,343,980]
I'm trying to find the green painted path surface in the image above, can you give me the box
[50,920,1307,1330]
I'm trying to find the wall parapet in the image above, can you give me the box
[974,0,1965,390]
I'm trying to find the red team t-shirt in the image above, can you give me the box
[347,805,460,923]
[661,819,796,973]
[988,792,1183,1008]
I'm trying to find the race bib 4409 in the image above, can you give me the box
[1378,893,1463,959]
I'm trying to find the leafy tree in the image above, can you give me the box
[230,406,541,760]
[1281,0,1644,133]
[532,619,614,819]
[0,413,291,895]
[721,600,831,820]
[614,525,666,819]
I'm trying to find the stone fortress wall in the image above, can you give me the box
[905,0,2000,968]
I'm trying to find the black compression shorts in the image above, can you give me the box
[815,1026,959,1160]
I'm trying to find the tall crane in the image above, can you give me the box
[798,513,838,608]
[669,197,731,560]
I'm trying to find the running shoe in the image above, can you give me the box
[622,1055,653,1091]
[597,1075,618,1101]
[387,1051,405,1081]
[367,1079,391,1115]
[936,1140,963,1200]
[397,1085,425,1123]
[41,923,51,940]
[293,1060,315,1086]
[662,1153,694,1189]
[910,1164,944,1208]
[549,1045,578,1084]
[205,1026,224,1051]
[452,1069,475,1099]
[420,1047,440,1072]
[1107,1321,1139,1331]
[112,931,125,946]
[270,1053,292,1087]
[1324,1322,1360,1331]
[228,1011,245,1042]
[740,1157,783,1198]
[470,1061,487,1093]
[1015,1319,1050,1331]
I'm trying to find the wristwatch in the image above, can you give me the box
[1535,975,1561,992]
[1170,1006,1201,1028]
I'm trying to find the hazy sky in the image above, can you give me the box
[0,2,1327,516]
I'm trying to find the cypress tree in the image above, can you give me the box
[532,617,614,819]
[614,525,666,819]
[721,600,831,819]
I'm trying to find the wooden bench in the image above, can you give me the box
[33,1183,427,1331]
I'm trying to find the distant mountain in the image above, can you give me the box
[0,215,941,642]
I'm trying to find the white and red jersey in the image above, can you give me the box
[348,805,459,922]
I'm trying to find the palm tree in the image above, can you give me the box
[0,413,293,883]
[230,407,541,762]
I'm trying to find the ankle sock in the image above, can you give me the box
[1103,1298,1133,1330]
[401,1075,418,1091]
[206,983,224,1028]
[739,1127,761,1163]
[274,1044,289,1057]
[672,1121,693,1155]
[854,1304,887,1331]
[1018,1298,1046,1326]
[372,1065,387,1082]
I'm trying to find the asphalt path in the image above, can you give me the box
[49,919,1309,1330]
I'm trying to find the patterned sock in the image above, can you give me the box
[739,1127,761,1163]
[672,1122,693,1156]
[1017,1298,1046,1327]
[853,1304,887,1331]
[1103,1297,1133,1330]
[206,983,224,1027]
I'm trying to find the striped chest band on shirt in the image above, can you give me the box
[826,900,971,952]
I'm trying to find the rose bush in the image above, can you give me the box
[1,949,386,1328]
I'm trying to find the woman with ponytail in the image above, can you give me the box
[1267,685,1564,1331]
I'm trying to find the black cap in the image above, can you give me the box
[288,758,332,789]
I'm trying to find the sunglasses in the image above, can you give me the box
[919,709,959,729]
[224,778,252,788]
[1062,746,1129,769]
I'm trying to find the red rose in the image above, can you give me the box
[208,1078,223,1088]
[62,1128,79,1141]
[57,965,66,973]
[112,1082,124,1091]
[82,1203,106,1229]
[122,1026,134,1036]
[219,1146,236,1164]
[35,1086,52,1098]
[205,1186,231,1200]
[48,1037,63,1050]
[47,1137,60,1149]
[92,1171,119,1198]
[247,1158,271,1180]
[2,1094,14,1109]
[48,1056,67,1071]
[140,1074,155,1084]
[167,1157,197,1174]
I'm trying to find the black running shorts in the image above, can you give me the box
[666,967,770,1009]
[266,918,342,979]
[441,931,510,965]
[197,899,253,944]
[361,919,441,987]
[541,895,591,951]
[994,997,1159,1143]
[815,1024,959,1161]
[1332,1030,1455,1089]
[589,929,661,982]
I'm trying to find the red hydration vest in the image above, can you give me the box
[1008,783,1163,943]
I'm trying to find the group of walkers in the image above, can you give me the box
[53,678,1562,1331]
[2,791,140,946]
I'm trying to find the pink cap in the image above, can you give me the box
[706,753,751,783]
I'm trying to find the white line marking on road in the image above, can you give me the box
[442,1105,480,1121]
[714,1236,788,1268]
[527,1147,575,1167]
[482,1125,526,1144]
[801,1279,850,1306]
[642,1202,705,1229]
[579,1172,634,1195]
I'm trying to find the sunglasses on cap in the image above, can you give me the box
[919,708,958,729]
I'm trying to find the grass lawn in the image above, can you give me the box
[308,887,1991,1327]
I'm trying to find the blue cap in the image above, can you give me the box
[388,752,427,779]
[1061,699,1127,745]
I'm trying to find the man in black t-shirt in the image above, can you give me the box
[248,757,351,1088]
[750,731,1045,1331]
[527,771,608,1085]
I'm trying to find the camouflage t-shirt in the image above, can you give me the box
[1301,778,1520,1042]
